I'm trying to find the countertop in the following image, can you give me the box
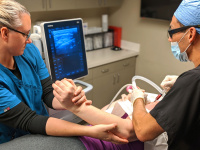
[86,41,140,68]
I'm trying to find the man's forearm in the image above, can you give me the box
[71,103,137,141]
[132,98,148,140]
[132,98,164,142]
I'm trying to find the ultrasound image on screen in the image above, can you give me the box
[45,22,87,81]
[52,28,79,55]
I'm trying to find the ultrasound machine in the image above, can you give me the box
[39,18,93,123]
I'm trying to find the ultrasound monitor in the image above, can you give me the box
[41,18,88,82]
[40,19,92,123]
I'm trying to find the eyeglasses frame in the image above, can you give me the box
[168,25,200,38]
[7,26,31,41]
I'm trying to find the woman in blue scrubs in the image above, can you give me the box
[0,0,127,145]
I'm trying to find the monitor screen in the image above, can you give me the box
[141,0,182,21]
[41,19,88,82]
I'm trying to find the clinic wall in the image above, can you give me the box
[108,0,193,93]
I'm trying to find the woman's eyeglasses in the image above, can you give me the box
[7,26,31,41]
[167,25,200,38]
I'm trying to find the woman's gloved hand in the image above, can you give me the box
[160,75,178,93]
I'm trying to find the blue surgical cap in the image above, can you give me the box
[174,0,200,34]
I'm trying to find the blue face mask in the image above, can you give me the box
[171,30,191,62]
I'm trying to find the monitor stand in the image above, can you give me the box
[73,79,93,93]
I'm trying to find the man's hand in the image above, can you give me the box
[89,123,129,145]
[131,88,145,104]
[160,75,178,93]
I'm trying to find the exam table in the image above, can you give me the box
[1,134,86,150]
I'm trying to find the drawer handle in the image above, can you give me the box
[98,0,102,5]
[113,75,116,84]
[49,0,52,8]
[42,0,45,9]
[117,73,120,83]
[101,69,109,73]
[123,63,130,67]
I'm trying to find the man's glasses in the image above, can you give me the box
[167,25,200,38]
[7,26,31,41]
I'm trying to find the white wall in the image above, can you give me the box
[109,0,193,93]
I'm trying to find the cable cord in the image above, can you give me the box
[106,84,132,110]
[106,75,166,110]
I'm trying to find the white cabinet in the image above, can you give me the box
[75,0,100,9]
[17,0,122,12]
[75,0,122,9]
[92,71,116,108]
[99,0,123,7]
[17,0,76,12]
[82,57,136,109]
[47,0,76,11]
[17,0,46,12]
[78,69,93,101]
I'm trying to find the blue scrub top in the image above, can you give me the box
[0,43,50,143]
